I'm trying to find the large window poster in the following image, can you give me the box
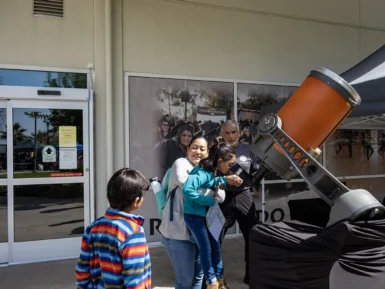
[236,83,385,224]
[236,82,310,223]
[325,129,385,176]
[128,76,235,241]
[127,75,385,240]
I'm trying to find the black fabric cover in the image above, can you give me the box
[249,219,385,289]
[288,198,331,227]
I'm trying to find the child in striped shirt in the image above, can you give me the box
[76,168,151,289]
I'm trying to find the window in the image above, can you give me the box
[0,69,87,89]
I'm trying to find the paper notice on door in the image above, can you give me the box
[59,126,77,147]
[59,148,77,169]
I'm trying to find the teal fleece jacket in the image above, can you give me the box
[182,166,227,217]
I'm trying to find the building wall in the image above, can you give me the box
[0,0,94,68]
[122,0,385,84]
[1,0,385,219]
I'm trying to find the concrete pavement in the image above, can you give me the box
[0,237,248,289]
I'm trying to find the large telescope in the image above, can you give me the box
[250,67,385,226]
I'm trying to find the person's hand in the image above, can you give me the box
[226,175,243,187]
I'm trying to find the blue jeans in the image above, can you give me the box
[161,235,203,289]
[184,214,223,285]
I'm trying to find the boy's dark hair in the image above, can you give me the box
[107,168,149,211]
[199,136,236,172]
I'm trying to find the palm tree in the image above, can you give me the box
[30,130,48,145]
[0,122,28,144]
[24,111,41,171]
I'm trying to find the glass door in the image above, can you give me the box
[0,101,8,264]
[8,100,90,264]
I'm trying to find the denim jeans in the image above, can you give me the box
[161,235,203,289]
[184,213,224,285]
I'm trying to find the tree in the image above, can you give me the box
[25,111,41,171]
[44,72,87,88]
[30,130,58,145]
[242,88,280,110]
[156,86,234,122]
[0,108,5,124]
[0,122,28,144]
[45,109,83,144]
[157,88,181,116]
[203,88,233,119]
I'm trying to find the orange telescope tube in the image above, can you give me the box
[276,67,361,156]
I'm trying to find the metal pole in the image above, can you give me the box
[46,121,49,144]
[34,115,37,172]
[261,178,265,223]
[184,101,187,121]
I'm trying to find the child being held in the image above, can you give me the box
[182,138,243,289]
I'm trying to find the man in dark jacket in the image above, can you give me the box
[219,120,261,285]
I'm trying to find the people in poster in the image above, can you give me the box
[153,125,193,180]
[128,76,234,180]
[156,117,171,142]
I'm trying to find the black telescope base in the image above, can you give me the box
[249,219,385,289]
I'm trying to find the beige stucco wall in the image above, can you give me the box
[123,0,385,83]
[177,0,361,26]
[0,0,94,68]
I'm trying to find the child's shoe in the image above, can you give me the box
[207,281,219,289]
[218,279,230,289]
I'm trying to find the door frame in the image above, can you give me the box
[0,100,7,264]
[0,85,93,265]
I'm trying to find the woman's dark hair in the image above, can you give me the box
[175,125,194,145]
[107,168,149,211]
[188,135,208,148]
[241,126,253,143]
[199,137,236,172]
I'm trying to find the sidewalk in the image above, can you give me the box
[0,237,248,289]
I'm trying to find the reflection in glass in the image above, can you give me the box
[14,183,84,242]
[237,83,313,182]
[261,182,310,203]
[0,186,7,243]
[0,108,6,178]
[260,178,385,225]
[0,69,87,89]
[344,177,385,201]
[13,108,83,178]
[325,129,385,176]
[261,182,316,224]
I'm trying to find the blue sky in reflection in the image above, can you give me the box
[0,69,87,88]
[0,69,55,87]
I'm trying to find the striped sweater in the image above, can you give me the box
[76,208,151,289]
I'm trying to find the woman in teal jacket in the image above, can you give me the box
[183,139,242,289]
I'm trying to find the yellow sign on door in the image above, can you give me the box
[59,126,77,147]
